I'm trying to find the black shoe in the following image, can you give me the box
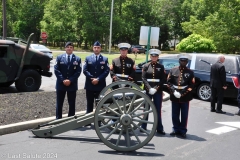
[180,133,186,138]
[157,130,166,135]
[170,131,177,136]
[210,109,216,112]
[216,110,226,114]
[85,124,91,127]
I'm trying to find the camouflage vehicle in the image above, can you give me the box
[0,33,52,92]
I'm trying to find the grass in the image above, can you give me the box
[53,52,151,64]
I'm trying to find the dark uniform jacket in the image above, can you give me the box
[167,66,195,102]
[83,53,109,91]
[110,56,135,81]
[210,61,227,88]
[142,62,166,93]
[54,53,82,91]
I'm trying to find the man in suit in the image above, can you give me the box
[83,41,109,118]
[54,42,82,119]
[210,55,227,114]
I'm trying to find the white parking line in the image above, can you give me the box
[206,126,237,135]
[216,122,240,129]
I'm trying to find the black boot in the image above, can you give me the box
[235,103,240,116]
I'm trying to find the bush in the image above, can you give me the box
[176,34,216,53]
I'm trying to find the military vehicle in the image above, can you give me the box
[0,33,52,92]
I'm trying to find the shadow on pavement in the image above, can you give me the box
[98,150,164,157]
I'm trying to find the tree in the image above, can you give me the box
[8,0,46,41]
[41,0,78,47]
[181,0,240,53]
[176,34,216,53]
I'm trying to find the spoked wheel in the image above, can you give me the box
[197,83,211,101]
[94,88,158,151]
[97,81,142,131]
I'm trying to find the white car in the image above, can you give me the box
[30,44,53,60]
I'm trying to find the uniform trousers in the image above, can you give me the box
[171,101,189,134]
[210,87,224,111]
[141,92,164,131]
[86,90,101,113]
[56,90,76,119]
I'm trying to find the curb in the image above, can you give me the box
[0,111,86,136]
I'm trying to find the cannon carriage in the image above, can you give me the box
[32,81,169,151]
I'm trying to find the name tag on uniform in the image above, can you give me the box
[73,61,78,65]
[100,61,105,64]
[88,62,92,64]
[60,62,64,64]
[126,64,131,68]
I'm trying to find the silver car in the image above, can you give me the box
[30,44,53,60]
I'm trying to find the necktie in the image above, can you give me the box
[68,55,71,66]
[96,56,98,62]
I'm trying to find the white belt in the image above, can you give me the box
[147,79,160,82]
[173,85,187,89]
[116,74,129,78]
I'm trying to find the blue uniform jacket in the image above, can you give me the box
[83,53,109,91]
[54,53,82,91]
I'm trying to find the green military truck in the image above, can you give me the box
[0,33,52,92]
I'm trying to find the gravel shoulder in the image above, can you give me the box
[0,89,87,126]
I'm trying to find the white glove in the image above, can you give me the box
[149,88,157,95]
[173,90,181,98]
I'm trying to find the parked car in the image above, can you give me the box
[134,53,240,101]
[30,44,53,60]
[129,45,146,54]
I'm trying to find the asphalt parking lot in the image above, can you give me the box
[0,98,239,160]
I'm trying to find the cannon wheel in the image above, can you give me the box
[94,88,158,151]
[98,81,142,98]
[98,81,142,131]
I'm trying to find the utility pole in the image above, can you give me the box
[108,0,114,54]
[2,0,7,39]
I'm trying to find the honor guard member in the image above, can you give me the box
[167,53,195,138]
[83,41,110,117]
[110,43,136,87]
[54,42,82,119]
[141,49,166,135]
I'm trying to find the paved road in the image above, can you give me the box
[0,98,239,160]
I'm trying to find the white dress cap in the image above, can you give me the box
[118,43,131,49]
[149,49,161,56]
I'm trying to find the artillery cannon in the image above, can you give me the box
[32,81,169,151]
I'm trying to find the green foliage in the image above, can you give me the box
[2,0,240,54]
[181,0,240,53]
[176,34,216,53]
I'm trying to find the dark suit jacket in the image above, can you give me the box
[210,61,227,88]
[54,53,82,91]
[83,53,109,91]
